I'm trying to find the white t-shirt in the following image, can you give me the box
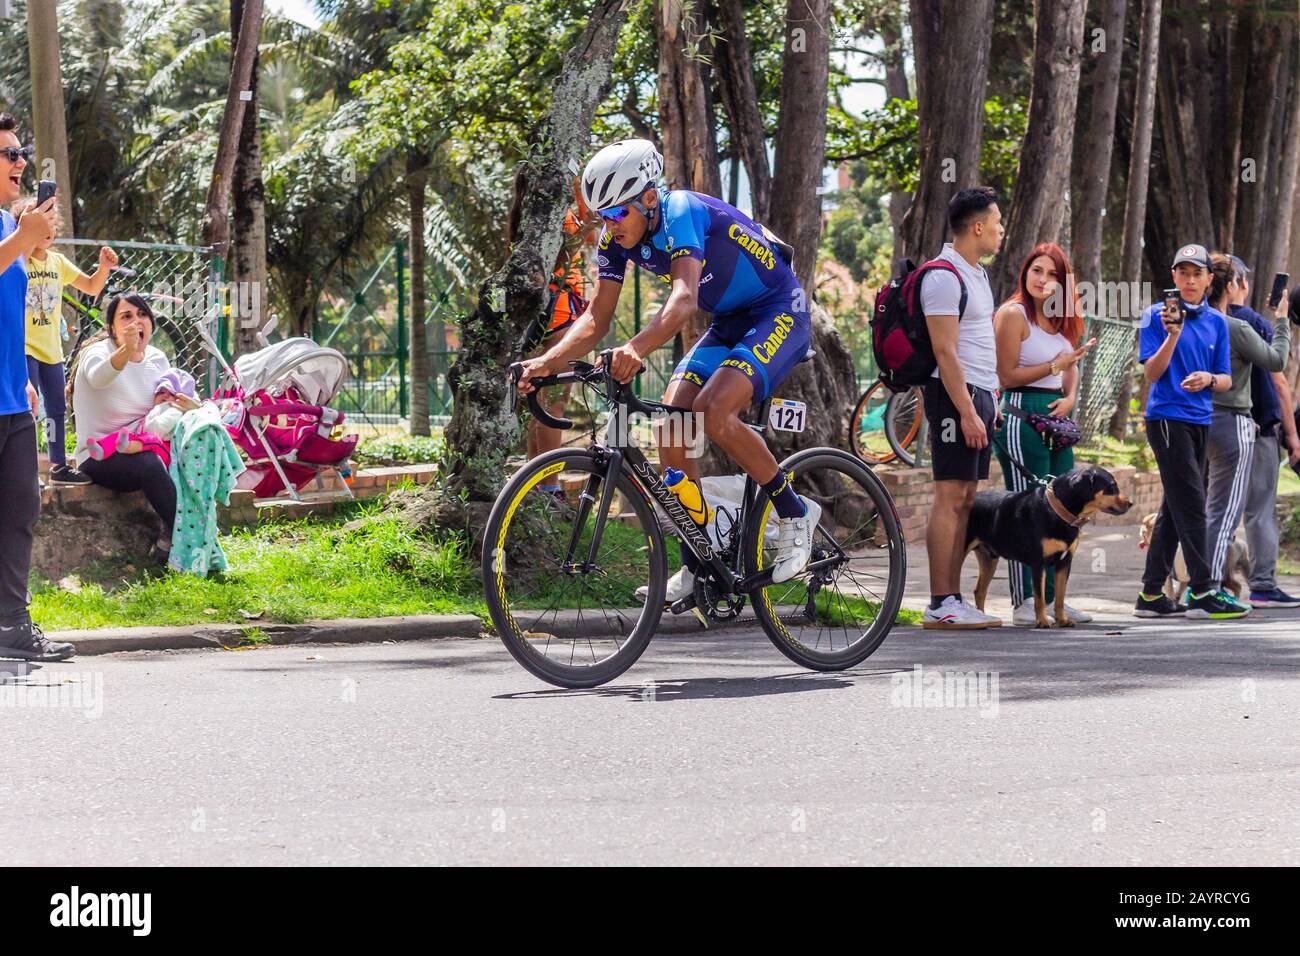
[919,242,999,392]
[72,339,172,466]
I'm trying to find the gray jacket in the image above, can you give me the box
[1212,312,1290,413]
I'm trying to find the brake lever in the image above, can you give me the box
[508,362,523,414]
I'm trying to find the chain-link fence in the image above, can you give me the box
[58,237,222,393]
[1075,315,1142,444]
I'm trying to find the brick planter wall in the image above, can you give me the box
[34,464,439,580]
[875,459,1166,542]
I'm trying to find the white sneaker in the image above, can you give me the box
[635,567,695,604]
[922,596,1002,629]
[770,499,823,584]
[1012,599,1093,625]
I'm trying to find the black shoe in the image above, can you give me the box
[1186,589,1251,620]
[49,464,92,485]
[0,622,75,661]
[1133,593,1187,617]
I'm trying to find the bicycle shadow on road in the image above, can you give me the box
[496,667,904,702]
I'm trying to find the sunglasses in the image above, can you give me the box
[598,205,634,222]
[0,145,35,164]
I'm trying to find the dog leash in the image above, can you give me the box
[992,435,1090,527]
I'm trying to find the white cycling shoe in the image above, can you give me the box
[636,567,696,605]
[770,499,822,584]
[1012,600,1092,625]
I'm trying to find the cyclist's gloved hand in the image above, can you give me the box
[514,356,552,395]
[602,343,644,384]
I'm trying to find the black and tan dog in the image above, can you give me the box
[965,465,1133,628]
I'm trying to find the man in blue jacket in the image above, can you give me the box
[1135,244,1247,620]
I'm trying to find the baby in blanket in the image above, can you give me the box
[86,368,200,467]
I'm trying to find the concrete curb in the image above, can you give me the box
[44,614,484,657]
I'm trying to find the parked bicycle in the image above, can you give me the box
[482,351,907,689]
[849,380,922,467]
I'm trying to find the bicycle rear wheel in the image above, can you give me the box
[481,448,667,688]
[745,448,905,670]
[848,381,897,464]
[885,387,921,466]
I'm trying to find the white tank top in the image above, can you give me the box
[1011,303,1071,389]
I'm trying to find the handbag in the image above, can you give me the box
[1003,401,1082,452]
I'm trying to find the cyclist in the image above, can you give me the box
[516,138,817,601]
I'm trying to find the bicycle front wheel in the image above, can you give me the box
[481,449,668,688]
[745,448,906,671]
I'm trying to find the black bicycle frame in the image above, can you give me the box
[520,359,844,599]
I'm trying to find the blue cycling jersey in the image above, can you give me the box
[595,188,799,316]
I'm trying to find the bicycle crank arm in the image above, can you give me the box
[734,554,843,595]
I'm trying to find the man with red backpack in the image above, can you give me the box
[873,186,1006,628]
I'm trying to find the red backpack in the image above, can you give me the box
[870,258,967,392]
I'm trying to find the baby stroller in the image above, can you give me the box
[206,335,360,501]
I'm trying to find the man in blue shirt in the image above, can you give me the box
[0,113,74,661]
[517,139,814,602]
[1135,243,1247,620]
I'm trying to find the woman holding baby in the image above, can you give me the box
[71,293,199,564]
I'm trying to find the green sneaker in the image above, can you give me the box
[1186,589,1251,620]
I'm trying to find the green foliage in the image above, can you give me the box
[354,433,447,467]
[30,500,484,630]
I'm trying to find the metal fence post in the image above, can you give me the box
[633,266,641,397]
[396,240,408,422]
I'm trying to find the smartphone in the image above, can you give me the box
[36,179,56,208]
[1268,272,1289,309]
[1163,288,1183,325]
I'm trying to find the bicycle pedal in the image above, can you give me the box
[668,594,698,615]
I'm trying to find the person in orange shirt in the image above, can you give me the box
[523,188,599,496]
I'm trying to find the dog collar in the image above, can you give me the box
[1046,487,1090,528]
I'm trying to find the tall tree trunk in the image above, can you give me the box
[900,0,996,265]
[656,0,721,197]
[1155,0,1214,249]
[657,0,721,349]
[407,152,431,436]
[1254,33,1300,314]
[1235,24,1288,275]
[712,0,771,220]
[444,0,632,504]
[1209,5,1251,250]
[228,0,268,357]
[768,0,831,292]
[993,0,1087,299]
[26,0,74,233]
[763,1,855,469]
[201,0,264,256]
[880,20,912,275]
[1108,0,1162,441]
[1072,0,1126,287]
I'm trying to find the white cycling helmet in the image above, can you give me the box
[581,139,663,212]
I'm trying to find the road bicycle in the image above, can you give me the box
[482,350,907,689]
[849,380,922,466]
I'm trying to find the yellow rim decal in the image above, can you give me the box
[495,461,567,637]
[755,497,791,640]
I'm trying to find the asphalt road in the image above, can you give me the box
[3,611,1298,865]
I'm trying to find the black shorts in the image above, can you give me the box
[923,378,997,482]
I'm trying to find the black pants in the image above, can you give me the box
[1143,417,1213,594]
[0,412,40,626]
[81,451,177,540]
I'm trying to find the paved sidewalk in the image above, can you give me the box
[902,520,1299,622]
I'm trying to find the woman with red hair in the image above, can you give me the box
[993,242,1096,625]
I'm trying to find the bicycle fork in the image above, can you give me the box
[562,449,624,574]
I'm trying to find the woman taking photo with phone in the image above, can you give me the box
[993,242,1096,625]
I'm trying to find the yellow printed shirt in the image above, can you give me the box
[25,249,82,364]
